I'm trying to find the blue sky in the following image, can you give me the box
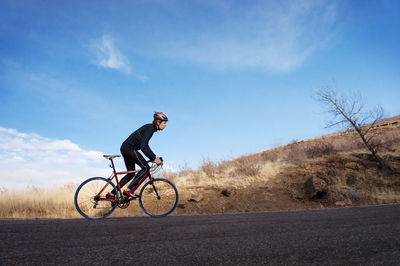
[1,0,399,189]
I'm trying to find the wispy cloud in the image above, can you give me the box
[161,0,339,72]
[90,35,133,75]
[0,127,114,190]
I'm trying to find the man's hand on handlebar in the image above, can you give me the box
[154,156,163,165]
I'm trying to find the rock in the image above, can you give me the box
[335,201,346,206]
[335,198,352,206]
[346,173,359,186]
[305,176,327,199]
[221,189,230,197]
[289,190,304,201]
[345,162,359,170]
[188,193,203,202]
[177,204,186,209]
[335,187,363,201]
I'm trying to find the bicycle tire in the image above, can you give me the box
[74,177,119,220]
[139,178,179,218]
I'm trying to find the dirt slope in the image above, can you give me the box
[169,115,400,215]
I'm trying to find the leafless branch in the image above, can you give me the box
[316,87,387,170]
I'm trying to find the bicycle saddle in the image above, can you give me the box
[103,154,121,159]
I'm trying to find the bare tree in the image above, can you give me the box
[316,87,387,169]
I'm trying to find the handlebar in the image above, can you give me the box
[147,157,163,163]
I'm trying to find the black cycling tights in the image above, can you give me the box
[111,146,150,194]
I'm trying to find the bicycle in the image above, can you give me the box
[74,155,179,220]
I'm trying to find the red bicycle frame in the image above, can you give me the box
[96,157,154,203]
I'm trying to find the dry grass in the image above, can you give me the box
[0,184,79,219]
[0,182,176,219]
[1,116,400,219]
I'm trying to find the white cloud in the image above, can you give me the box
[161,0,339,72]
[91,35,132,74]
[0,127,115,190]
[90,34,149,80]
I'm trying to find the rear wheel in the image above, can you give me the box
[139,178,178,218]
[74,177,118,220]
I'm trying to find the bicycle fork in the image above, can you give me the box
[152,183,161,200]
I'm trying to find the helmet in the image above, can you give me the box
[154,112,168,121]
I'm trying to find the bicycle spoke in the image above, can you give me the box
[74,177,117,220]
[139,179,178,218]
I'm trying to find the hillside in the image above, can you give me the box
[1,116,399,218]
[168,115,400,215]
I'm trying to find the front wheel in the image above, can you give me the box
[74,177,119,220]
[139,178,179,218]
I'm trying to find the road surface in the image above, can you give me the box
[1,204,399,265]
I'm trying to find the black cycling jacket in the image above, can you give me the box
[122,123,158,161]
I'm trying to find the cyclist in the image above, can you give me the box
[106,112,168,199]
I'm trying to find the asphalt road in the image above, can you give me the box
[0,204,399,265]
